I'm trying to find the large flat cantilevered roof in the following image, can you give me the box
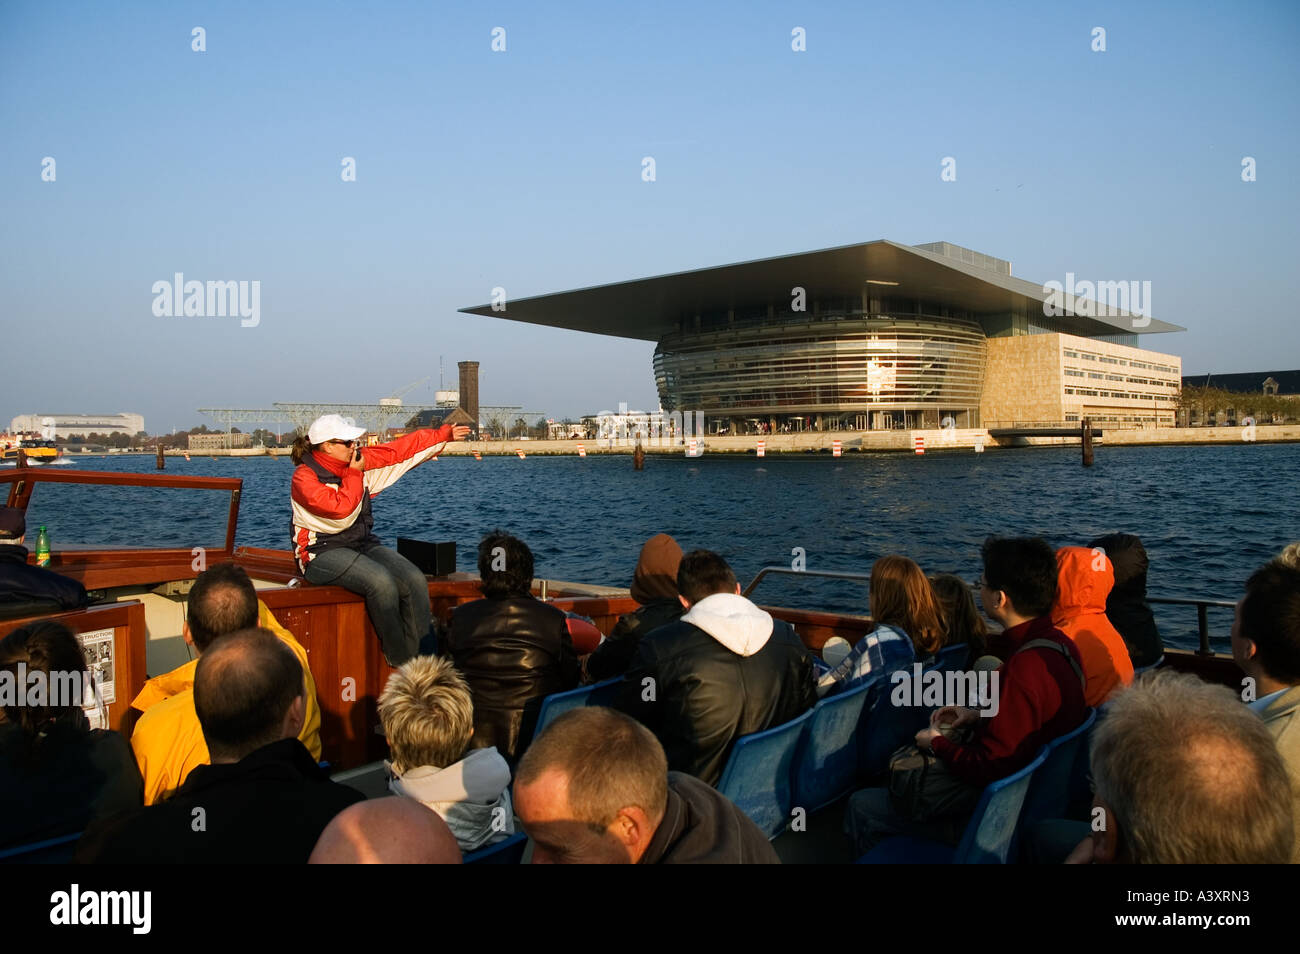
[459,239,1184,341]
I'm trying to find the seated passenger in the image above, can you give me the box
[1087,533,1163,669]
[514,707,778,864]
[445,532,579,765]
[0,507,87,611]
[585,533,685,682]
[129,562,321,804]
[929,573,988,667]
[0,621,142,848]
[309,797,463,864]
[1068,670,1293,864]
[77,628,364,863]
[1231,558,1300,860]
[1050,546,1134,707]
[846,537,1088,854]
[379,655,515,853]
[618,549,815,786]
[817,555,945,697]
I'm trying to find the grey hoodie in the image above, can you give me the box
[388,746,515,853]
[680,592,774,656]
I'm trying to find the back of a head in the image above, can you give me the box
[629,533,683,604]
[869,555,945,655]
[0,621,88,736]
[477,530,534,599]
[516,707,668,828]
[378,655,474,774]
[1091,671,1293,863]
[981,536,1058,618]
[930,573,988,655]
[187,562,259,651]
[1240,559,1300,685]
[0,506,25,543]
[308,797,462,864]
[1088,533,1149,594]
[676,550,737,605]
[194,627,303,762]
[1052,546,1115,618]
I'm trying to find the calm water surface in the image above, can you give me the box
[14,443,1300,653]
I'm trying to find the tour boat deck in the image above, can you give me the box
[0,464,1244,777]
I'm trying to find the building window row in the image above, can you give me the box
[1060,350,1178,376]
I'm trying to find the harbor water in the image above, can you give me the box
[14,443,1300,653]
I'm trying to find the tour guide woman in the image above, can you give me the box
[290,414,470,665]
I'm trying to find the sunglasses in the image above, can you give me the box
[326,439,356,448]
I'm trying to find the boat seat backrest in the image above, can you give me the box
[716,708,815,840]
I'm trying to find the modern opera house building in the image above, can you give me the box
[460,241,1185,433]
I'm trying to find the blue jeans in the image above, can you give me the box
[303,544,431,666]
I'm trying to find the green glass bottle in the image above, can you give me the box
[35,525,50,567]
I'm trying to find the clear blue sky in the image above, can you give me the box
[2,0,1297,433]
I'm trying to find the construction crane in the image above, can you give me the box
[381,376,432,407]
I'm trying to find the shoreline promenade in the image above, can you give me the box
[55,423,1300,459]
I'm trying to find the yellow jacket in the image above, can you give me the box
[130,601,323,805]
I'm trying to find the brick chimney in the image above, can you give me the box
[457,361,480,428]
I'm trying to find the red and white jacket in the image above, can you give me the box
[291,426,453,570]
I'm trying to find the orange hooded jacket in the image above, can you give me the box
[1052,546,1135,707]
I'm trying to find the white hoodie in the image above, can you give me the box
[680,592,774,656]
[388,746,515,853]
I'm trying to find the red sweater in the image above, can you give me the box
[930,615,1088,788]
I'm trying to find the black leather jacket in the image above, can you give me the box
[586,599,685,682]
[446,595,580,763]
[619,614,816,786]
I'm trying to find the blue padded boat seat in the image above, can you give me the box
[716,708,815,839]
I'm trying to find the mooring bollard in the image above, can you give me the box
[1082,419,1094,467]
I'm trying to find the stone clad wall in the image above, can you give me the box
[980,334,1064,425]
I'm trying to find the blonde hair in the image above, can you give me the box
[1278,541,1300,570]
[379,656,475,773]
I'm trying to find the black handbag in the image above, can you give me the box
[887,734,982,823]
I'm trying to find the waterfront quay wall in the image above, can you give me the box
[59,425,1298,459]
[445,424,1298,455]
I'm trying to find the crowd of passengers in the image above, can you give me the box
[2,506,1299,864]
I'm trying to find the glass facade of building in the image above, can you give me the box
[653,313,987,431]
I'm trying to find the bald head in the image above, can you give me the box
[194,627,304,763]
[308,797,463,864]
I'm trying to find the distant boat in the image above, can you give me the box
[0,436,59,464]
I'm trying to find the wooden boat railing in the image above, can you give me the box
[1,466,242,590]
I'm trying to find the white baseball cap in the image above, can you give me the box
[307,414,366,445]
